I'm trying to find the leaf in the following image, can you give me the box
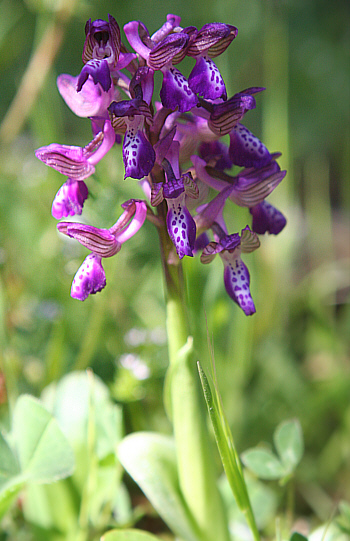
[274,419,304,472]
[0,480,24,521]
[118,432,200,541]
[290,533,308,541]
[0,432,20,485]
[101,529,161,541]
[12,395,75,483]
[241,448,287,480]
[41,371,123,459]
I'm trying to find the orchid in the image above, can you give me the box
[36,12,287,314]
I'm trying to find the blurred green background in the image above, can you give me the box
[0,0,349,531]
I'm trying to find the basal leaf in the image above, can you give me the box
[13,395,75,483]
[118,432,199,541]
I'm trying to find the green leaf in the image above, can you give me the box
[274,419,304,472]
[118,432,200,541]
[0,480,24,521]
[101,529,160,541]
[290,533,308,541]
[241,448,287,480]
[0,432,20,485]
[13,395,75,483]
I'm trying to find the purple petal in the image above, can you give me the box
[57,74,115,118]
[188,23,238,57]
[77,59,112,92]
[160,67,198,113]
[123,124,155,179]
[52,180,88,219]
[148,33,189,70]
[151,14,182,43]
[71,254,106,301]
[58,222,121,257]
[223,258,255,315]
[166,194,196,259]
[188,56,227,100]
[35,143,94,180]
[124,21,151,61]
[250,201,287,235]
[229,123,271,168]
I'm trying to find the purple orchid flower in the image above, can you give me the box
[250,200,287,235]
[151,154,199,258]
[57,199,147,300]
[108,81,155,179]
[124,19,198,112]
[52,179,88,219]
[187,23,238,100]
[35,119,115,180]
[201,225,260,315]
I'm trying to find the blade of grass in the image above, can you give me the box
[197,361,260,541]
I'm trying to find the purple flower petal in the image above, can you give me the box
[123,122,155,179]
[160,67,198,113]
[58,222,121,257]
[250,201,287,235]
[52,180,88,219]
[229,123,271,168]
[223,257,255,315]
[35,143,95,180]
[71,254,106,301]
[188,56,226,100]
[187,23,238,57]
[166,193,196,259]
[57,73,115,118]
[77,59,112,92]
[148,33,189,70]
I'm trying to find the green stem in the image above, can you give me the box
[157,207,230,541]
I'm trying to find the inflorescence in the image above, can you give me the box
[35,14,287,315]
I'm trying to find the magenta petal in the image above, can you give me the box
[71,254,106,301]
[223,258,256,315]
[35,143,95,180]
[123,126,155,179]
[160,67,198,113]
[57,74,114,118]
[229,123,271,168]
[166,194,196,259]
[52,180,88,219]
[188,56,227,100]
